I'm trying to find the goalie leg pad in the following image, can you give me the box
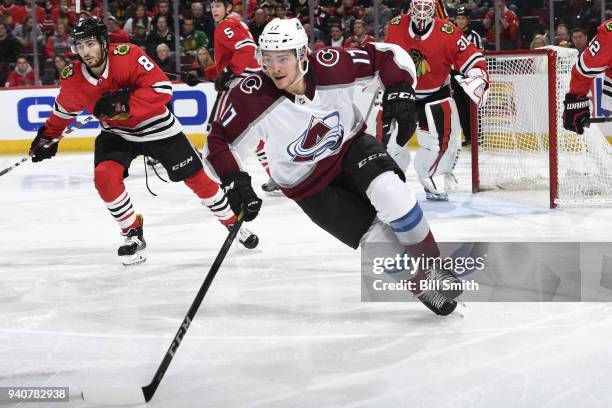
[414,97,462,193]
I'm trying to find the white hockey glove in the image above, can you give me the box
[454,68,489,108]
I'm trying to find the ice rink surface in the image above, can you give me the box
[1,150,612,408]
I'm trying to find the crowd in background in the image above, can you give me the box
[0,0,610,87]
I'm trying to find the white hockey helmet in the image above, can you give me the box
[258,18,310,74]
[410,0,435,32]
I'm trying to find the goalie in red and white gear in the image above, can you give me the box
[384,0,488,201]
[563,19,612,135]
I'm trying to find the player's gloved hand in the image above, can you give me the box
[93,88,131,120]
[215,69,236,93]
[181,71,201,87]
[381,83,417,147]
[29,126,58,162]
[454,67,489,107]
[563,93,590,135]
[221,171,263,222]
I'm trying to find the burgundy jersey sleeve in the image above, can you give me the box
[570,20,612,96]
[126,46,173,119]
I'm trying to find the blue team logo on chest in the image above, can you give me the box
[287,111,344,163]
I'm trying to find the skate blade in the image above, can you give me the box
[121,253,146,266]
[262,189,284,197]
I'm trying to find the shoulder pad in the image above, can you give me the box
[390,16,401,25]
[60,64,75,80]
[441,23,455,34]
[112,44,131,56]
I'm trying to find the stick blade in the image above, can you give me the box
[81,385,147,405]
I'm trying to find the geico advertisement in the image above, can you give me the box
[0,82,216,140]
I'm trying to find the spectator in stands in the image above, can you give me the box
[190,2,214,43]
[108,0,131,25]
[13,15,45,53]
[327,23,345,47]
[6,55,36,87]
[555,24,570,47]
[24,0,46,24]
[529,33,549,49]
[298,0,332,31]
[81,0,102,19]
[275,4,287,19]
[334,0,364,35]
[248,7,268,44]
[108,15,130,43]
[151,0,173,32]
[571,27,589,52]
[131,22,148,48]
[181,18,208,55]
[46,21,72,58]
[343,19,373,47]
[123,4,151,36]
[51,0,77,27]
[482,0,519,50]
[303,23,326,44]
[0,22,22,64]
[0,0,26,27]
[154,42,174,74]
[145,15,175,57]
[191,46,214,77]
[363,0,391,38]
[43,54,68,85]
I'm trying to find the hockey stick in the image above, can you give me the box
[0,115,95,178]
[586,117,612,124]
[163,71,211,86]
[206,91,223,132]
[81,209,246,405]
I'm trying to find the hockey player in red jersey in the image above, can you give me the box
[384,0,489,201]
[28,17,258,265]
[563,19,612,134]
[205,18,463,316]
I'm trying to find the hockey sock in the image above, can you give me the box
[184,169,236,226]
[255,140,270,174]
[94,160,139,232]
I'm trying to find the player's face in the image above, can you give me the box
[211,2,229,22]
[455,16,468,30]
[263,50,301,90]
[76,38,104,67]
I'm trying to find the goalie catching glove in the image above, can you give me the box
[29,126,58,162]
[562,93,590,135]
[381,83,417,147]
[454,68,489,108]
[221,171,263,222]
[93,88,131,120]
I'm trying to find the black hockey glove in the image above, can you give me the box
[563,93,590,135]
[93,88,131,120]
[29,126,58,163]
[181,71,201,87]
[381,83,417,147]
[215,68,236,93]
[221,171,262,222]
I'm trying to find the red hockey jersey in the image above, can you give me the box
[570,19,612,99]
[44,43,181,142]
[204,15,261,80]
[384,14,486,100]
[205,43,416,201]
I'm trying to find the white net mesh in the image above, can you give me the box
[476,46,612,206]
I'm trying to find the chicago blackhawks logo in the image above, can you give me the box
[441,23,455,34]
[287,111,344,163]
[60,64,74,80]
[606,21,612,32]
[113,44,131,55]
[409,49,431,77]
[390,16,401,25]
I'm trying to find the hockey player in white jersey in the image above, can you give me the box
[205,18,463,316]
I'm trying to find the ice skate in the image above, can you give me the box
[118,214,146,265]
[261,176,283,196]
[228,224,259,249]
[417,289,457,316]
[425,267,463,299]
[425,189,449,201]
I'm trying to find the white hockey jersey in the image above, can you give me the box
[205,43,417,201]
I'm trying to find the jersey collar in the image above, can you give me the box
[409,20,434,41]
[81,58,110,86]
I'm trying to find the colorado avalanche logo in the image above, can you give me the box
[287,111,344,163]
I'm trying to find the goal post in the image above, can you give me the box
[472,46,612,208]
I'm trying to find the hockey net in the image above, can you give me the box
[472,46,612,207]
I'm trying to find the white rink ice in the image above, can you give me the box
[1,150,612,408]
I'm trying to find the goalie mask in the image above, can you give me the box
[410,0,435,32]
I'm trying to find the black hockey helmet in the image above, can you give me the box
[456,6,469,17]
[70,16,108,53]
